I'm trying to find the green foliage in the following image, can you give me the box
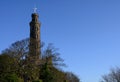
[64,80,68,82]
[39,63,54,82]
[39,62,67,82]
[0,73,23,82]
[32,79,42,82]
[0,54,17,80]
[0,38,80,82]
[5,73,18,82]
[24,63,40,81]
[18,78,24,82]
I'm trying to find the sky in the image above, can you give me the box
[0,0,120,82]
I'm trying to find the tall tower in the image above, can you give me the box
[29,12,41,62]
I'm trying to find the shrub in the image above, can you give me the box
[32,79,42,82]
[5,73,19,82]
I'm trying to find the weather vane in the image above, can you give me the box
[33,7,37,13]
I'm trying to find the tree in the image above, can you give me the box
[1,38,30,81]
[41,43,66,68]
[65,72,80,82]
[41,44,80,82]
[0,54,22,82]
[101,67,120,82]
[1,38,80,82]
[2,38,29,60]
[39,43,67,82]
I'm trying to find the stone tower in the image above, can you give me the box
[29,12,41,62]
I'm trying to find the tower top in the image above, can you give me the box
[31,13,39,23]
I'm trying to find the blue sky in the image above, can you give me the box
[0,0,120,82]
